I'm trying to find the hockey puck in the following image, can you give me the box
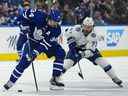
[18,90,23,92]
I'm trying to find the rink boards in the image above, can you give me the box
[0,26,128,61]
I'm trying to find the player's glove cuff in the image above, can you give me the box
[84,50,94,58]
[78,49,94,58]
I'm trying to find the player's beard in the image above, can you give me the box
[82,29,91,36]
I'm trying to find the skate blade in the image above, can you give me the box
[49,85,64,90]
[118,84,123,88]
[0,86,8,92]
[78,72,84,80]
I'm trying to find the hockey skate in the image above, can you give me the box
[112,77,123,87]
[0,85,8,92]
[49,76,65,90]
[0,83,11,92]
[0,81,14,92]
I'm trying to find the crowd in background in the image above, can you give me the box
[0,0,128,26]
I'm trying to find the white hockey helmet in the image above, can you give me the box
[83,17,94,26]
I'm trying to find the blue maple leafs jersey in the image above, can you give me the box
[44,25,61,44]
[20,8,61,46]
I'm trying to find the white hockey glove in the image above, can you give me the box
[78,51,85,58]
[84,50,94,58]
[33,28,44,41]
[79,50,94,58]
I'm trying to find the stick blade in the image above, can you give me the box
[78,72,84,80]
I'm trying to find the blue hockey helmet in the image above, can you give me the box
[49,9,61,22]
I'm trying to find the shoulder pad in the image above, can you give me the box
[91,33,96,38]
[74,25,82,32]
[23,9,35,20]
[28,9,35,18]
[65,27,73,33]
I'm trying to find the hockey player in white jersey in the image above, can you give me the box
[63,17,123,87]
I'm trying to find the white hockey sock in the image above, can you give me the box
[106,68,118,79]
[95,57,118,79]
[64,59,74,71]
[6,80,14,88]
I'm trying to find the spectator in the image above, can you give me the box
[113,0,128,24]
[0,3,8,25]
[94,11,107,26]
[0,14,7,25]
[74,1,90,24]
[61,4,75,25]
[0,0,128,26]
[36,1,48,13]
[7,5,19,26]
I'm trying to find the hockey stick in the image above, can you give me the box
[77,60,84,80]
[27,34,39,92]
[31,62,39,92]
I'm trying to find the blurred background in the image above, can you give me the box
[0,1,128,96]
[0,0,128,26]
[0,0,128,60]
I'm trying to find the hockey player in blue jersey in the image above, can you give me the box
[16,2,47,59]
[16,1,31,58]
[2,9,65,91]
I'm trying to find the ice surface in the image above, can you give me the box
[0,57,128,96]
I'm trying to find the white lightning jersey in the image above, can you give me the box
[65,25,98,51]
